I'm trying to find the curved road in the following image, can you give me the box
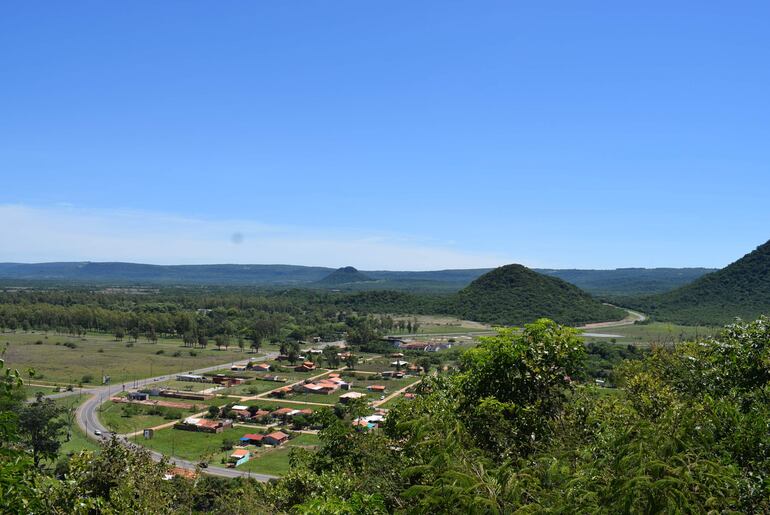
[64,352,280,480]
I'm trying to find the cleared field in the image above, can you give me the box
[348,375,420,394]
[218,380,285,396]
[1,331,261,385]
[581,322,719,346]
[389,315,491,335]
[352,357,400,373]
[98,400,188,434]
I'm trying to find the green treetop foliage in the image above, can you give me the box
[455,319,585,458]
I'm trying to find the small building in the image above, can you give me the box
[390,360,409,368]
[269,386,293,398]
[239,433,264,445]
[270,407,296,419]
[353,418,375,431]
[229,449,250,467]
[340,391,366,403]
[406,365,422,376]
[175,417,232,434]
[176,374,207,383]
[263,431,290,446]
[232,409,251,420]
[127,392,149,401]
[368,385,386,393]
[294,361,316,372]
[231,363,248,372]
[382,336,408,348]
[252,363,271,372]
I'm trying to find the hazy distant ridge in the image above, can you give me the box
[0,261,714,295]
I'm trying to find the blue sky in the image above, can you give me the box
[2,2,769,269]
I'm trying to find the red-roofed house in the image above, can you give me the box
[270,407,295,419]
[229,449,250,467]
[294,361,316,372]
[240,433,264,445]
[263,431,290,446]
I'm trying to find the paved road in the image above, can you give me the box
[579,307,647,330]
[72,351,280,480]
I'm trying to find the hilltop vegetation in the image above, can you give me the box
[632,239,770,325]
[452,264,625,326]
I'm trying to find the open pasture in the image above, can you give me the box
[1,330,260,385]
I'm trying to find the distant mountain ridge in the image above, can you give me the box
[538,267,717,296]
[634,239,770,325]
[0,261,713,295]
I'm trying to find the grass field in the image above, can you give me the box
[1,330,261,385]
[99,401,186,434]
[388,315,490,335]
[218,380,285,396]
[582,322,719,346]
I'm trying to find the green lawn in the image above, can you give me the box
[98,400,191,434]
[218,380,283,396]
[1,330,263,385]
[284,392,341,405]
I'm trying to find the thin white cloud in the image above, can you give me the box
[0,204,510,270]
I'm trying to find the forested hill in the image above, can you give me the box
[452,264,626,326]
[632,239,770,325]
[316,266,373,285]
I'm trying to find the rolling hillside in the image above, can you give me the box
[452,264,626,326]
[634,240,770,325]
